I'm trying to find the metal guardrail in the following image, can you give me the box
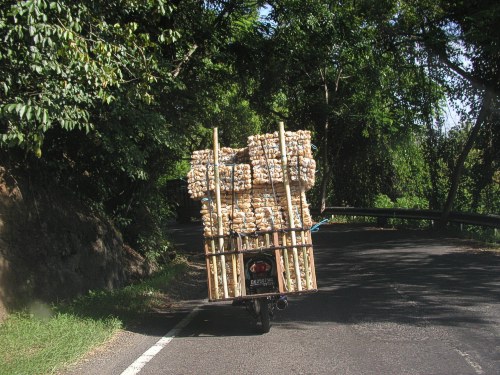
[311,207,500,229]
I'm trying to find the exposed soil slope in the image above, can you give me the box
[0,166,152,321]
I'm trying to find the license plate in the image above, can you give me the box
[250,278,274,287]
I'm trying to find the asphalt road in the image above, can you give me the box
[66,224,500,375]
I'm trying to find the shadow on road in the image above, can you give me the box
[271,225,500,331]
[163,223,500,338]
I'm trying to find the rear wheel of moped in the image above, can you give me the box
[258,298,271,333]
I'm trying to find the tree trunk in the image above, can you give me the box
[319,67,342,212]
[440,90,493,225]
[425,120,441,210]
[422,57,441,210]
[320,69,330,213]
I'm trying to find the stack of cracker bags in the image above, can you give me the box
[187,126,317,298]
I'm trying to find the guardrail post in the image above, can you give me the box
[377,217,388,227]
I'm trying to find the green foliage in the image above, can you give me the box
[377,0,500,216]
[441,125,500,215]
[394,196,429,210]
[389,134,433,201]
[373,194,394,209]
[450,224,500,245]
[0,0,175,153]
[373,193,430,228]
[248,0,447,208]
[136,233,172,264]
[374,193,428,210]
[1,0,498,263]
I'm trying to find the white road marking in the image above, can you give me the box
[392,283,485,375]
[455,349,484,375]
[120,306,200,375]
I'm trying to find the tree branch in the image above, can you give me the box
[440,89,494,224]
[172,44,198,78]
[170,0,241,79]
[427,44,491,93]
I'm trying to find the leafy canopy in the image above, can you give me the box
[0,0,177,154]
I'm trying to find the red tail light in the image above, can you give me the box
[250,261,271,273]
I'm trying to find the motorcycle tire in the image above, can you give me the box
[258,298,271,333]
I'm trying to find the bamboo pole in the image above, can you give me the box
[278,121,302,291]
[232,252,239,297]
[253,235,258,250]
[272,231,285,293]
[306,231,318,289]
[229,166,239,297]
[282,232,292,291]
[209,238,219,299]
[297,156,311,290]
[213,128,229,298]
[204,169,219,299]
[301,231,311,289]
[237,235,246,296]
[204,240,214,300]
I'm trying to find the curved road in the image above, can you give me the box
[66,224,500,375]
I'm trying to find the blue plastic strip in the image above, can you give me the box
[311,218,329,232]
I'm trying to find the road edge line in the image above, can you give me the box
[120,306,201,375]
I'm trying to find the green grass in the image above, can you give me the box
[0,259,188,375]
[62,259,188,323]
[0,313,121,375]
[448,223,500,246]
